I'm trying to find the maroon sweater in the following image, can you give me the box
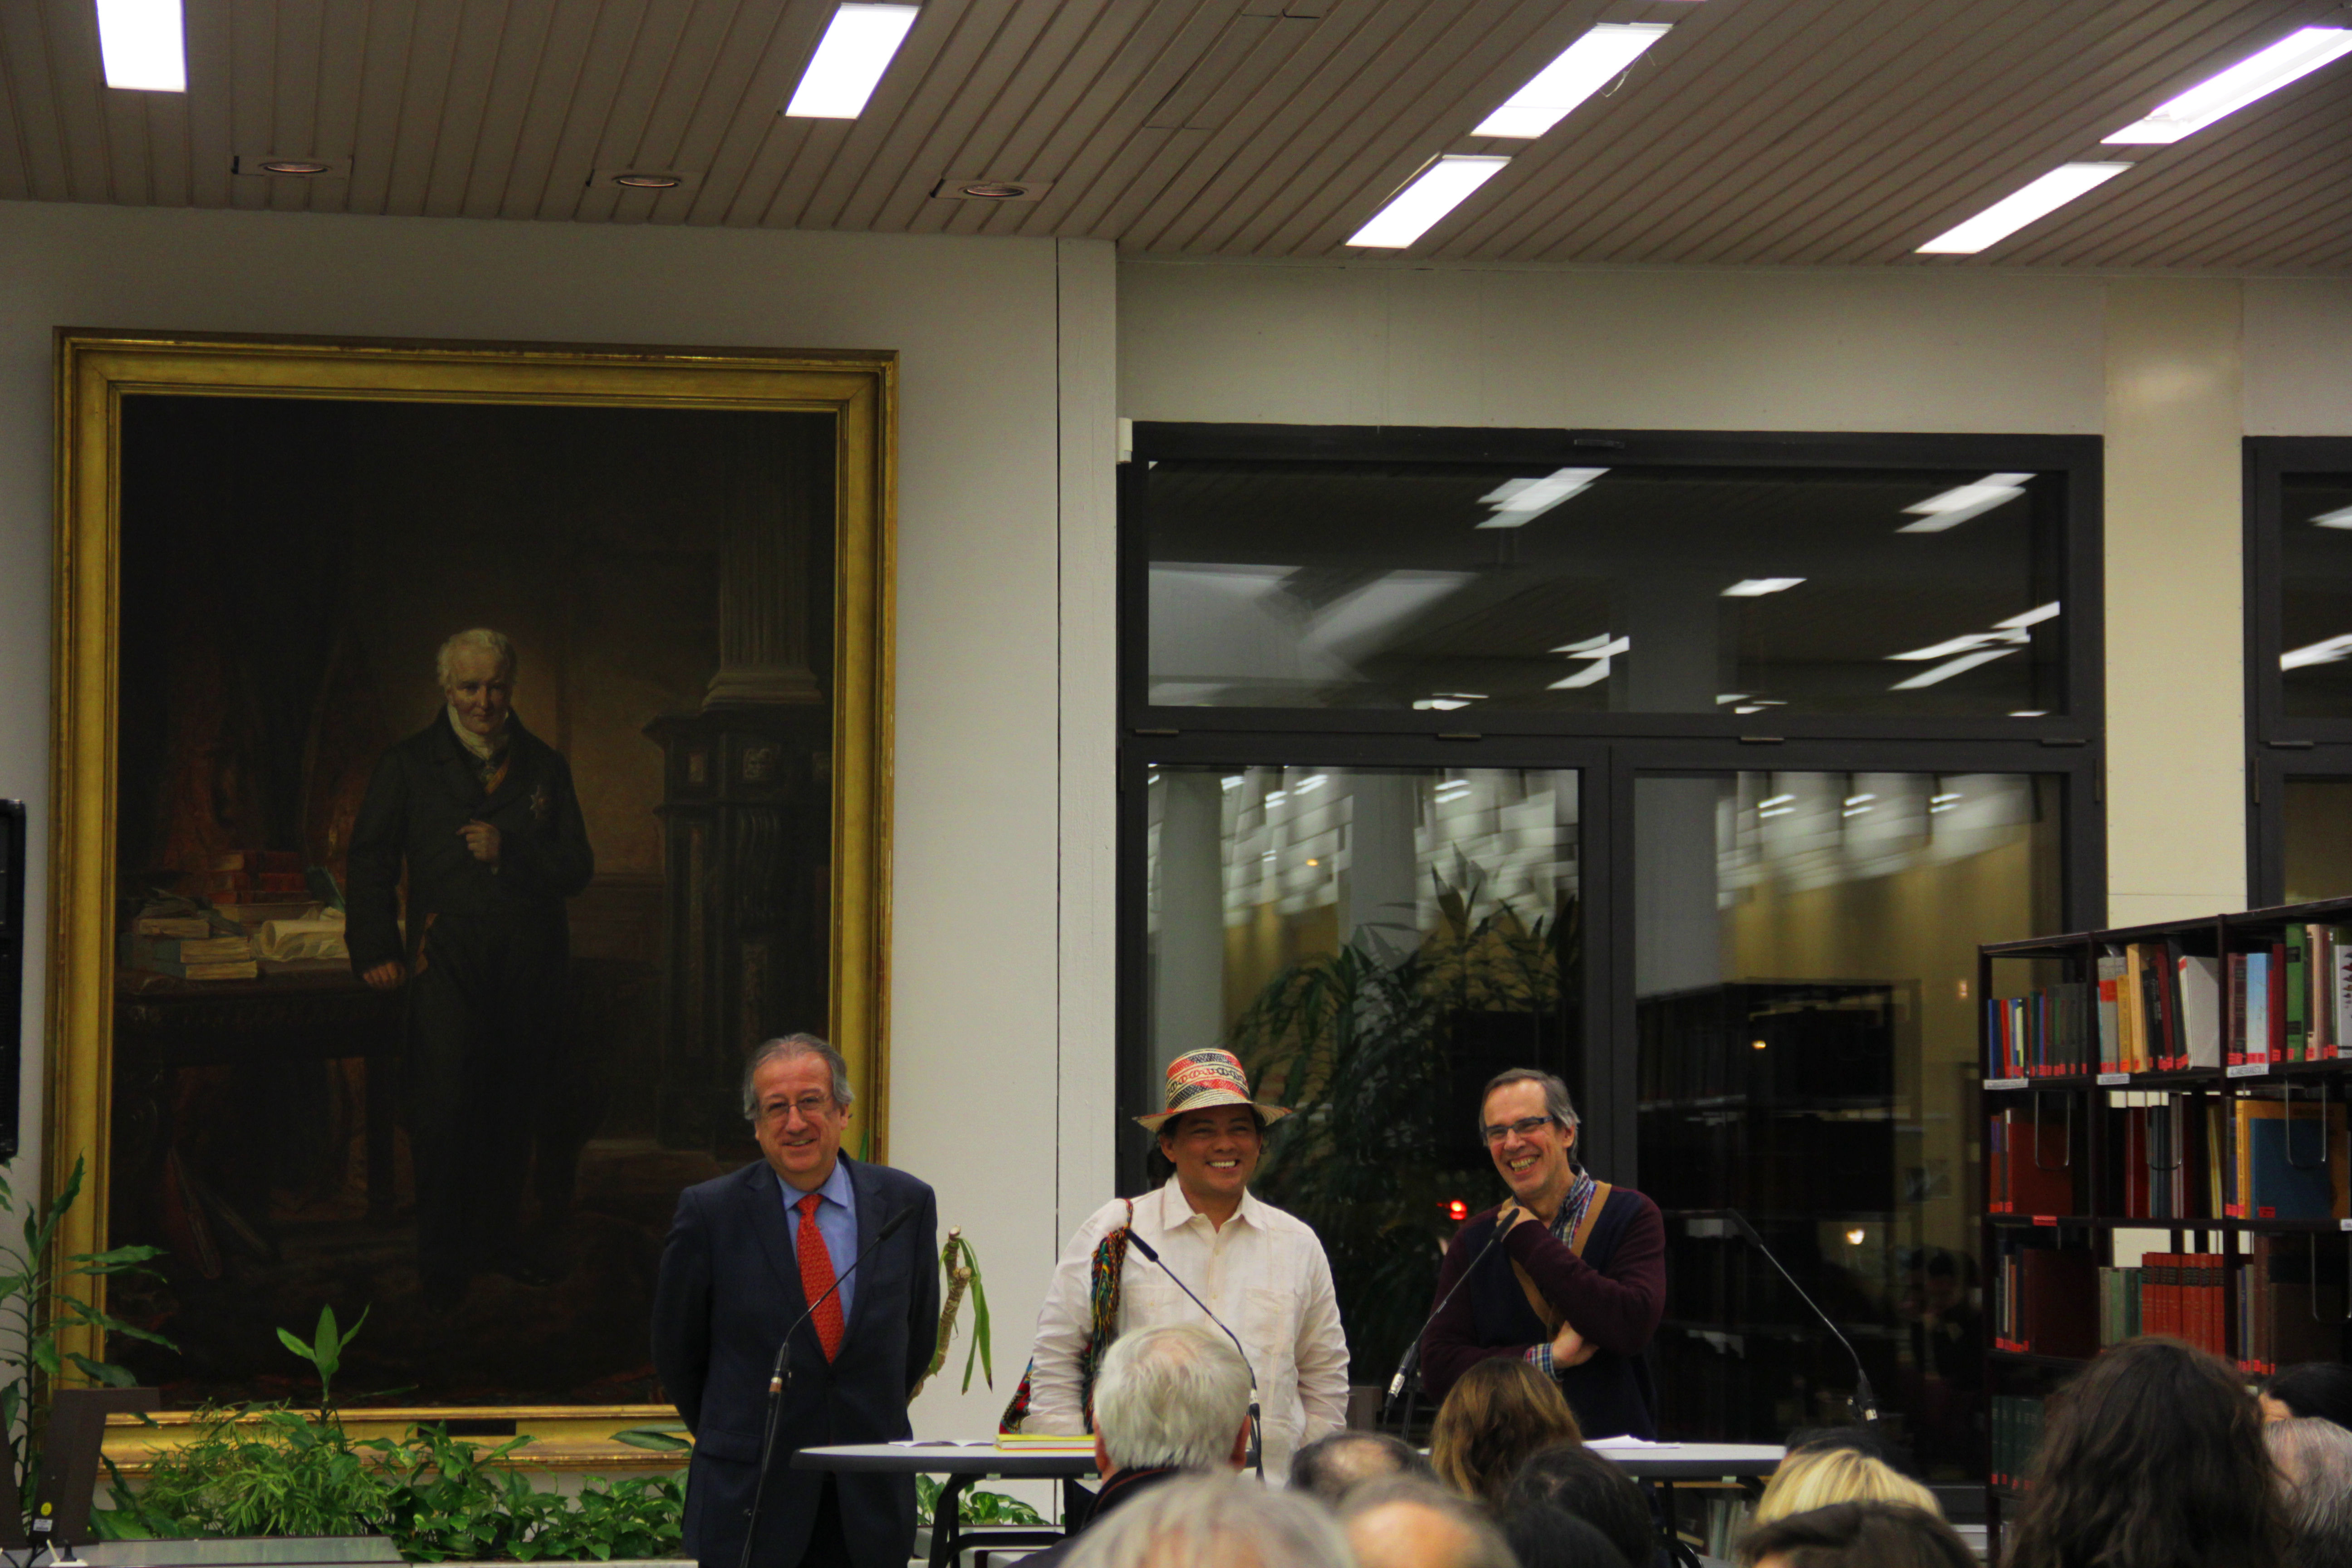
[1420,1186,1667,1439]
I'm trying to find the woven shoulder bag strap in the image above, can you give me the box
[998,1198,1137,1434]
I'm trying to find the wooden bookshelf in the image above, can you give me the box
[1978,895,2352,1553]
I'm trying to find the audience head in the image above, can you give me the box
[1341,1478,1518,1568]
[1505,1504,1634,1568]
[1064,1474,1353,1568]
[1430,1355,1583,1504]
[1288,1430,1432,1506]
[1507,1440,1656,1568]
[1737,1502,1975,1568]
[1754,1446,1939,1525]
[2266,1417,2352,1568]
[1089,1323,1252,1475]
[2005,1337,2288,1568]
[1785,1423,1922,1478]
[2262,1363,2352,1433]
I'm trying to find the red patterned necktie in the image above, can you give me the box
[795,1193,845,1361]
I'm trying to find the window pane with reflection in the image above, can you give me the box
[2284,779,2352,902]
[1635,771,2063,1478]
[2280,477,2352,717]
[1143,462,2066,718]
[1141,766,1583,1384]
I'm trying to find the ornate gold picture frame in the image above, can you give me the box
[50,329,894,1438]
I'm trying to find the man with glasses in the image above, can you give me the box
[652,1034,939,1568]
[1419,1068,1665,1439]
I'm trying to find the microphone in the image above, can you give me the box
[1721,1208,1879,1423]
[739,1201,916,1568]
[1384,1217,1511,1418]
[1124,1233,1264,1483]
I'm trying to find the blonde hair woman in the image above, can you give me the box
[1753,1447,1939,1524]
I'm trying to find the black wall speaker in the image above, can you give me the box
[0,800,23,1162]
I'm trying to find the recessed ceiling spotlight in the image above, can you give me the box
[928,177,1054,202]
[233,154,352,178]
[589,168,704,193]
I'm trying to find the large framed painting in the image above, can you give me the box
[49,330,893,1432]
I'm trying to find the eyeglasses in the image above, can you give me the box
[1481,1115,1556,1146]
[760,1094,837,1124]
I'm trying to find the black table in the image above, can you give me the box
[794,1440,1786,1567]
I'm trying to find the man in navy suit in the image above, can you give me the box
[652,1034,939,1568]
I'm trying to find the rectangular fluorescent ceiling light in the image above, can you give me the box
[1890,647,2019,689]
[97,0,186,91]
[1899,473,2033,532]
[1916,164,2130,255]
[1474,23,1671,138]
[1348,155,1509,248]
[2106,27,2352,144]
[1723,578,1804,597]
[785,3,919,118]
[1478,467,1606,526]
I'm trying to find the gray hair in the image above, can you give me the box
[1288,1430,1432,1507]
[2267,1417,2352,1563]
[1339,1477,1518,1568]
[436,627,516,687]
[740,1034,854,1120]
[1479,1067,1581,1139]
[1092,1324,1252,1474]
[1065,1475,1353,1568]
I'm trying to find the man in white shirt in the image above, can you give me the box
[1015,1049,1350,1480]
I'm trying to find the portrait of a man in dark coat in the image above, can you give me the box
[346,627,595,1298]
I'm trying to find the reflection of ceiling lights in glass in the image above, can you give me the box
[1474,23,1673,138]
[1478,468,1608,528]
[2312,505,2352,529]
[2105,27,2352,143]
[1899,474,2034,531]
[1887,603,2060,688]
[1722,578,1805,596]
[785,3,921,118]
[1348,154,1511,248]
[1916,164,2131,255]
[1549,633,1626,689]
[1412,691,1489,710]
[98,0,186,90]
[2283,633,2352,671]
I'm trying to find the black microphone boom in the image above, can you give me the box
[1124,1233,1265,1483]
[1721,1208,1880,1422]
[738,1202,917,1568]
[1383,1218,1510,1420]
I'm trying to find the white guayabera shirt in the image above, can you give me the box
[1022,1180,1351,1480]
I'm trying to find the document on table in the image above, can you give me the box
[1588,1436,1683,1450]
[888,1439,997,1447]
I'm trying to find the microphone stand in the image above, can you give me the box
[1384,1219,1510,1432]
[1124,1234,1263,1483]
[737,1203,916,1568]
[1722,1208,1880,1422]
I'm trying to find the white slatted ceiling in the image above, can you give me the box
[5,0,2352,268]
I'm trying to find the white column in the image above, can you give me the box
[1154,771,1229,1063]
[1342,771,1421,953]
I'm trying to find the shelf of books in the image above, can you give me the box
[1978,895,2352,1542]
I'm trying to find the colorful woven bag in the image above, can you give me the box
[999,1199,1133,1433]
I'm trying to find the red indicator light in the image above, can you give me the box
[1446,1199,1468,1222]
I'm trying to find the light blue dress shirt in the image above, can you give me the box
[781,1158,859,1325]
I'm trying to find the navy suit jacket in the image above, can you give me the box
[652,1156,939,1568]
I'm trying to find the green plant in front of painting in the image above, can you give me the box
[1232,858,1576,1386]
[0,1156,172,1532]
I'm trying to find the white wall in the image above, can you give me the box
[1117,255,2281,922]
[0,200,1116,1443]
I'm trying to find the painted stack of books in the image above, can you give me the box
[205,849,317,924]
[1987,925,2352,1077]
[121,908,257,981]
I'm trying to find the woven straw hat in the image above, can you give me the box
[1134,1048,1293,1133]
